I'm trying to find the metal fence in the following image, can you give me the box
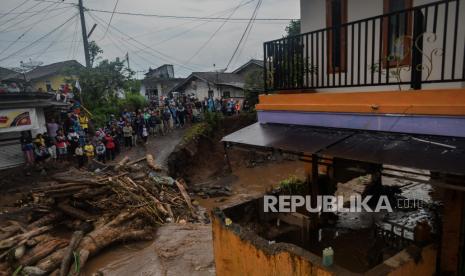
[264,0,465,91]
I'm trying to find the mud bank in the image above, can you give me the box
[167,113,257,182]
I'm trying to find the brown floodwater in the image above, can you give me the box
[82,159,306,275]
[197,160,306,210]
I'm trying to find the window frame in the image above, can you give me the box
[326,0,348,73]
[382,0,413,68]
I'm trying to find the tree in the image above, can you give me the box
[244,69,264,108]
[64,42,147,126]
[89,41,103,67]
[285,20,301,37]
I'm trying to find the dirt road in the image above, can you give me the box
[115,128,187,168]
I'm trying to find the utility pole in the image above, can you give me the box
[78,0,91,68]
[126,52,130,71]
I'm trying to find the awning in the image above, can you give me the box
[222,122,465,175]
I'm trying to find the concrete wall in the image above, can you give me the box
[212,214,341,276]
[212,212,438,276]
[299,0,465,92]
[440,189,465,274]
[32,75,77,92]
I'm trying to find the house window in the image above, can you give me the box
[326,0,347,72]
[222,91,231,98]
[45,80,52,92]
[208,90,214,98]
[383,0,412,66]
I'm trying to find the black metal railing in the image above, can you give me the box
[264,0,465,92]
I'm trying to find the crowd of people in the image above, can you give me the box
[19,94,251,169]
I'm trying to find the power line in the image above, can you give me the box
[31,0,76,5]
[184,0,248,64]
[89,12,199,72]
[0,5,68,15]
[68,13,80,59]
[35,13,79,59]
[226,0,262,70]
[96,26,146,71]
[0,2,63,56]
[0,1,43,28]
[102,0,120,39]
[0,13,79,62]
[88,11,201,72]
[128,0,255,40]
[0,6,73,34]
[0,0,30,18]
[0,2,62,33]
[234,0,262,65]
[87,7,295,22]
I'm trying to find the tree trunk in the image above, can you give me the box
[20,238,68,266]
[59,231,83,276]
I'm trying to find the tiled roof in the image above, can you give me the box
[25,60,83,81]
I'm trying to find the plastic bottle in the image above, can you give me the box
[322,247,334,267]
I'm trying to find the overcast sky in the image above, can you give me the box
[0,0,299,78]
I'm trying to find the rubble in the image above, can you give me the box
[0,155,203,275]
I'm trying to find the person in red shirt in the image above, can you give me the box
[104,132,116,161]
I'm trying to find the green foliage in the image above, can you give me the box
[181,112,224,145]
[12,265,22,276]
[244,69,263,107]
[285,20,301,37]
[73,251,81,273]
[204,111,223,131]
[89,93,148,127]
[123,79,142,94]
[182,122,210,144]
[279,175,306,195]
[66,55,143,127]
[119,92,147,111]
[89,41,103,67]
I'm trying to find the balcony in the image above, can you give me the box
[264,0,465,92]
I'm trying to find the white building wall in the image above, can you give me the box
[299,0,465,92]
[139,84,147,98]
[32,107,47,137]
[180,79,244,99]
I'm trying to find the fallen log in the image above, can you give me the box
[57,202,93,221]
[32,182,100,192]
[124,177,168,216]
[59,231,83,276]
[0,224,22,240]
[35,247,67,273]
[28,213,62,230]
[127,156,146,166]
[69,210,154,272]
[175,180,194,214]
[0,225,52,250]
[114,156,130,171]
[20,238,68,266]
[146,154,162,171]
[31,211,152,273]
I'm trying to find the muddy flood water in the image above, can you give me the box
[82,159,306,275]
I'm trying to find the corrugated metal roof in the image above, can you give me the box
[222,123,353,154]
[322,132,465,175]
[222,122,465,175]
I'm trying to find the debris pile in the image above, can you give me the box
[0,154,201,276]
